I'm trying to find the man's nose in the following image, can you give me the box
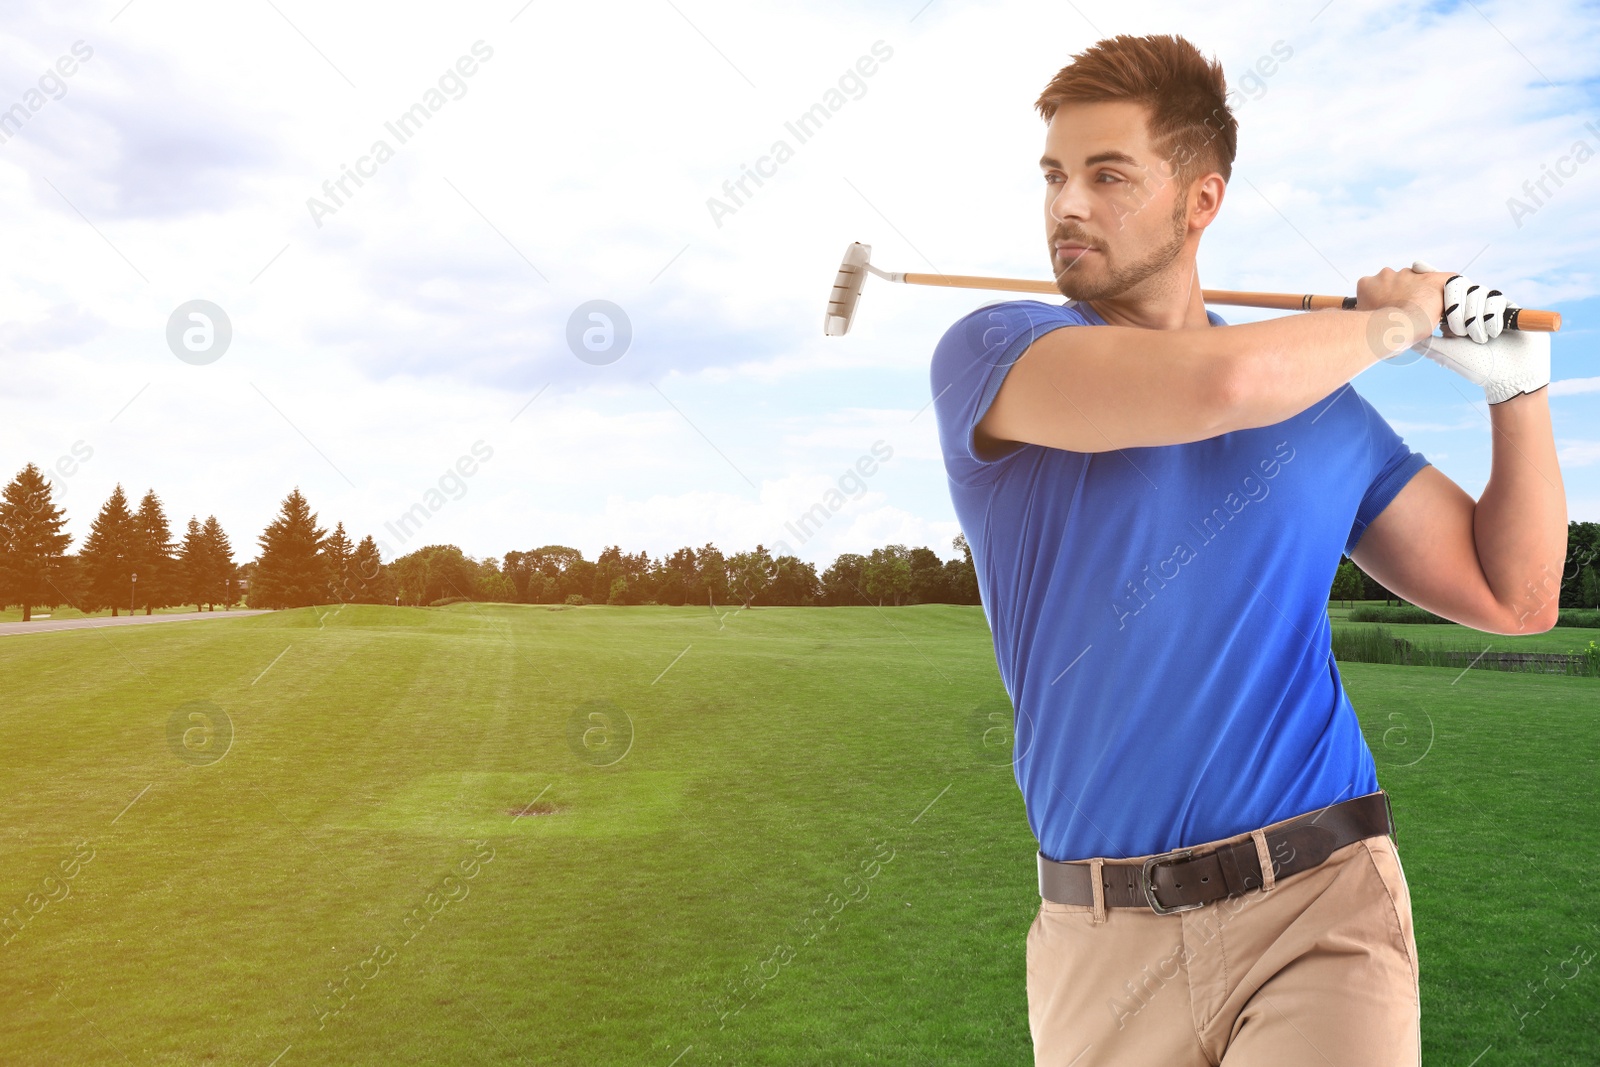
[1049,177,1092,223]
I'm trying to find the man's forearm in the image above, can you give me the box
[1474,387,1568,631]
[1216,309,1396,431]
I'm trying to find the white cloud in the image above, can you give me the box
[1551,376,1600,396]
[1,0,1597,568]
[1558,441,1600,467]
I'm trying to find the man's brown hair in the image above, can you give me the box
[1034,34,1237,188]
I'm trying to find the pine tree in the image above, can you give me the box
[323,521,354,603]
[348,535,389,604]
[250,488,329,610]
[0,464,72,621]
[131,489,178,615]
[178,517,207,610]
[200,516,237,609]
[79,485,136,616]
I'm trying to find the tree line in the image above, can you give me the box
[0,472,983,616]
[4,463,1598,619]
[0,464,237,620]
[239,487,983,609]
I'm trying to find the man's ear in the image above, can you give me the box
[1189,173,1226,230]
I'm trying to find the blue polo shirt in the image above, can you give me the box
[932,299,1429,862]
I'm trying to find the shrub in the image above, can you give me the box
[565,593,590,606]
[429,596,470,607]
[1556,610,1600,629]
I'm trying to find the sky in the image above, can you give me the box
[1,0,1597,569]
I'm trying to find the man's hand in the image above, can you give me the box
[1355,263,1452,351]
[1408,258,1551,405]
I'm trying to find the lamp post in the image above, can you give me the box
[131,572,137,616]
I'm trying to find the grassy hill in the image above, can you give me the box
[0,603,1594,1064]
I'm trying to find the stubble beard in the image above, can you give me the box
[1052,195,1189,303]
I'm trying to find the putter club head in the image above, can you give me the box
[823,242,872,337]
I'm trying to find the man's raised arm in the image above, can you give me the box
[978,267,1450,456]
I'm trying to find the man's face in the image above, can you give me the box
[1040,100,1192,302]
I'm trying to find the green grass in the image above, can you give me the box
[1350,662,1600,1065]
[0,603,1595,1065]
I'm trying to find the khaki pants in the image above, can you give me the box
[1026,816,1421,1066]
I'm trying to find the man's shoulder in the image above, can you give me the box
[930,299,1094,382]
[945,297,1090,332]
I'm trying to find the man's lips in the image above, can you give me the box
[1056,243,1098,257]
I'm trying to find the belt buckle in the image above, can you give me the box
[1141,849,1206,915]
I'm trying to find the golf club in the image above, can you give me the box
[822,242,1563,337]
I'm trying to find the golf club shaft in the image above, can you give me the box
[895,271,1562,332]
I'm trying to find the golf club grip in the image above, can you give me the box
[896,274,1562,332]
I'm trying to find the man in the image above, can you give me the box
[929,33,1566,1067]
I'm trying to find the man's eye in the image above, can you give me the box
[1097,172,1121,183]
[1043,174,1062,185]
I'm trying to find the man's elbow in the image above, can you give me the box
[1498,598,1560,635]
[1498,559,1568,634]
[1524,605,1561,635]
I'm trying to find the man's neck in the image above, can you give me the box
[1080,260,1212,331]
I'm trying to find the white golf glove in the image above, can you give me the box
[1409,259,1550,405]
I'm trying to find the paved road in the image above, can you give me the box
[0,610,270,637]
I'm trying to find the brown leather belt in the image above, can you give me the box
[1037,791,1395,914]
